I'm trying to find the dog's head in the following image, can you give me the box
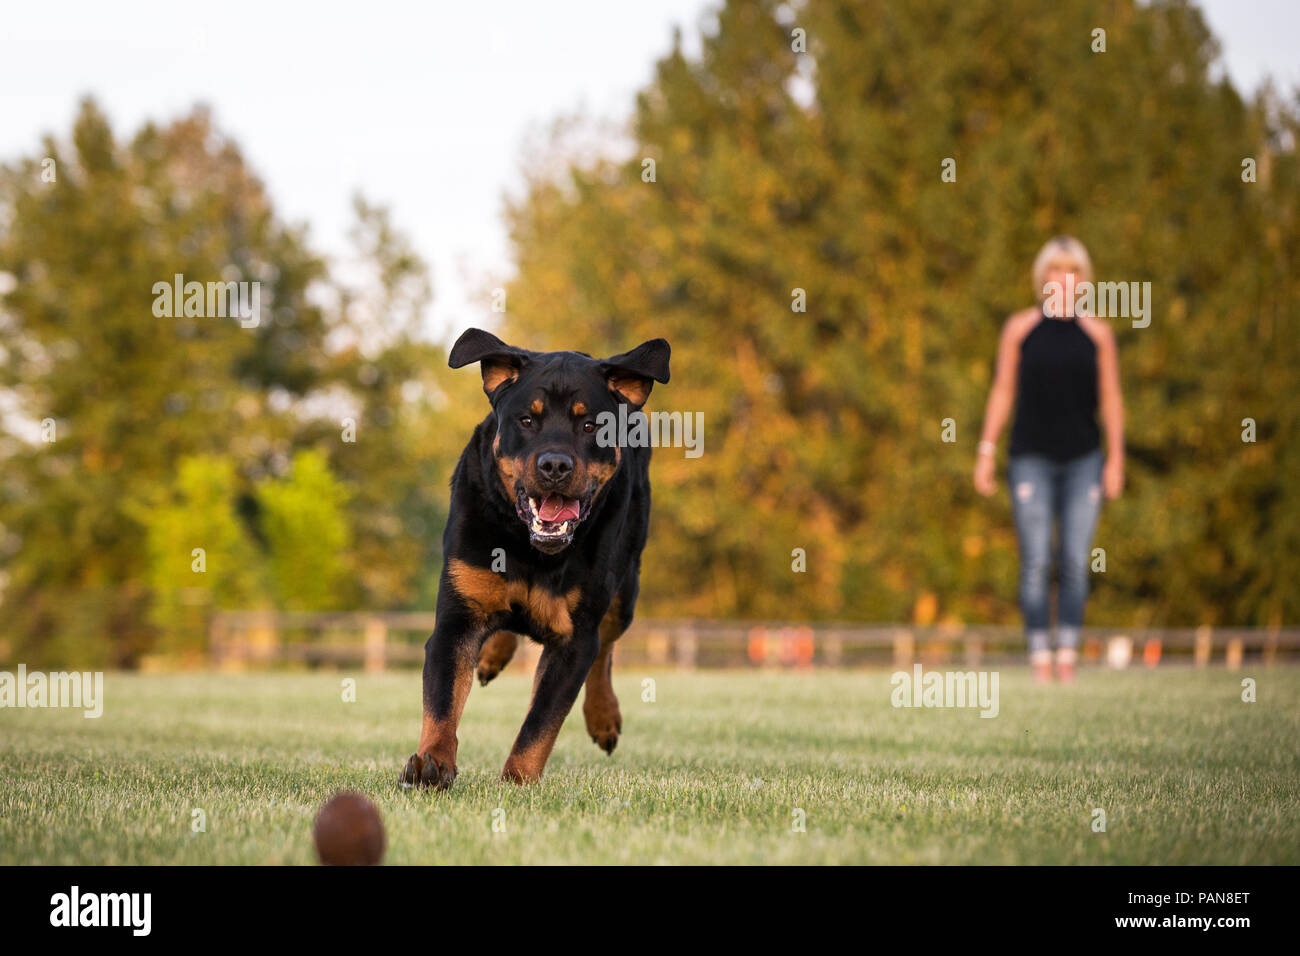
[449,328,670,554]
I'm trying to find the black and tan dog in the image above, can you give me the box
[400,328,670,788]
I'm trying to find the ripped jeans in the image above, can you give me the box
[1008,449,1104,654]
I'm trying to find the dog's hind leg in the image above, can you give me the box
[476,630,519,685]
[583,594,630,754]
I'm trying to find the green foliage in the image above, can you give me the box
[256,450,352,611]
[1,2,1296,668]
[0,99,327,665]
[502,0,1300,627]
[133,456,267,655]
[0,100,457,665]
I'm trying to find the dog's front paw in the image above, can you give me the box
[399,751,457,790]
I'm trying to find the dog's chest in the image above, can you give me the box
[448,559,580,639]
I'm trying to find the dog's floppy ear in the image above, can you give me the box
[600,338,671,408]
[448,328,529,399]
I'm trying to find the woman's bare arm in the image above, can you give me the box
[974,308,1036,495]
[1089,319,1125,496]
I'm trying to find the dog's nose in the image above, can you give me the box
[536,452,574,484]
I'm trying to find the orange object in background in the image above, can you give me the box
[792,626,815,670]
[1143,638,1162,668]
[1082,636,1104,662]
[751,626,815,669]
[779,629,796,666]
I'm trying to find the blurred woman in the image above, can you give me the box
[974,236,1125,682]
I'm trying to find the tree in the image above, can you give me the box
[257,450,352,611]
[0,100,464,665]
[134,456,268,658]
[501,0,1299,626]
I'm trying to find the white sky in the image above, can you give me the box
[1,0,1295,344]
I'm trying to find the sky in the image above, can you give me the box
[1,0,1296,344]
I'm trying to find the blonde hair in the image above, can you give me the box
[1032,235,1093,301]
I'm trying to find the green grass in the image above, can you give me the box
[1,667,1297,864]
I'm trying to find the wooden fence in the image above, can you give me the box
[208,611,1300,673]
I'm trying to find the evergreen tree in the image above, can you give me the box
[502,0,1299,627]
[0,101,459,663]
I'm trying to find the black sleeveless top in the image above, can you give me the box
[1008,312,1101,461]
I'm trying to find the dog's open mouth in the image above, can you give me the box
[514,486,589,551]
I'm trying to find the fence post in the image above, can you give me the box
[363,618,388,674]
[1225,637,1244,672]
[893,629,914,669]
[1194,625,1212,668]
[249,610,278,665]
[209,613,227,668]
[824,631,843,669]
[647,629,670,667]
[520,637,543,676]
[675,627,697,671]
[1264,622,1279,668]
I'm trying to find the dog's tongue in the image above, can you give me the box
[539,494,580,523]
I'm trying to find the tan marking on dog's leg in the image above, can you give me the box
[476,629,519,684]
[414,649,475,783]
[497,652,557,783]
[502,637,598,784]
[583,598,624,754]
[500,726,563,784]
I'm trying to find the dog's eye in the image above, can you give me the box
[519,416,532,428]
[583,421,595,434]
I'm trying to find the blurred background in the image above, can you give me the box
[0,0,1296,670]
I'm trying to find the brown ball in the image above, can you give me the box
[313,790,386,866]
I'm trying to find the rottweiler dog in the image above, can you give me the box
[400,328,670,788]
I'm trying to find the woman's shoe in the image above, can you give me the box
[1055,647,1078,684]
[1030,648,1053,684]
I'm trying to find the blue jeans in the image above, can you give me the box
[1008,449,1104,653]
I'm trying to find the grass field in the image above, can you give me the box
[2,667,1297,864]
